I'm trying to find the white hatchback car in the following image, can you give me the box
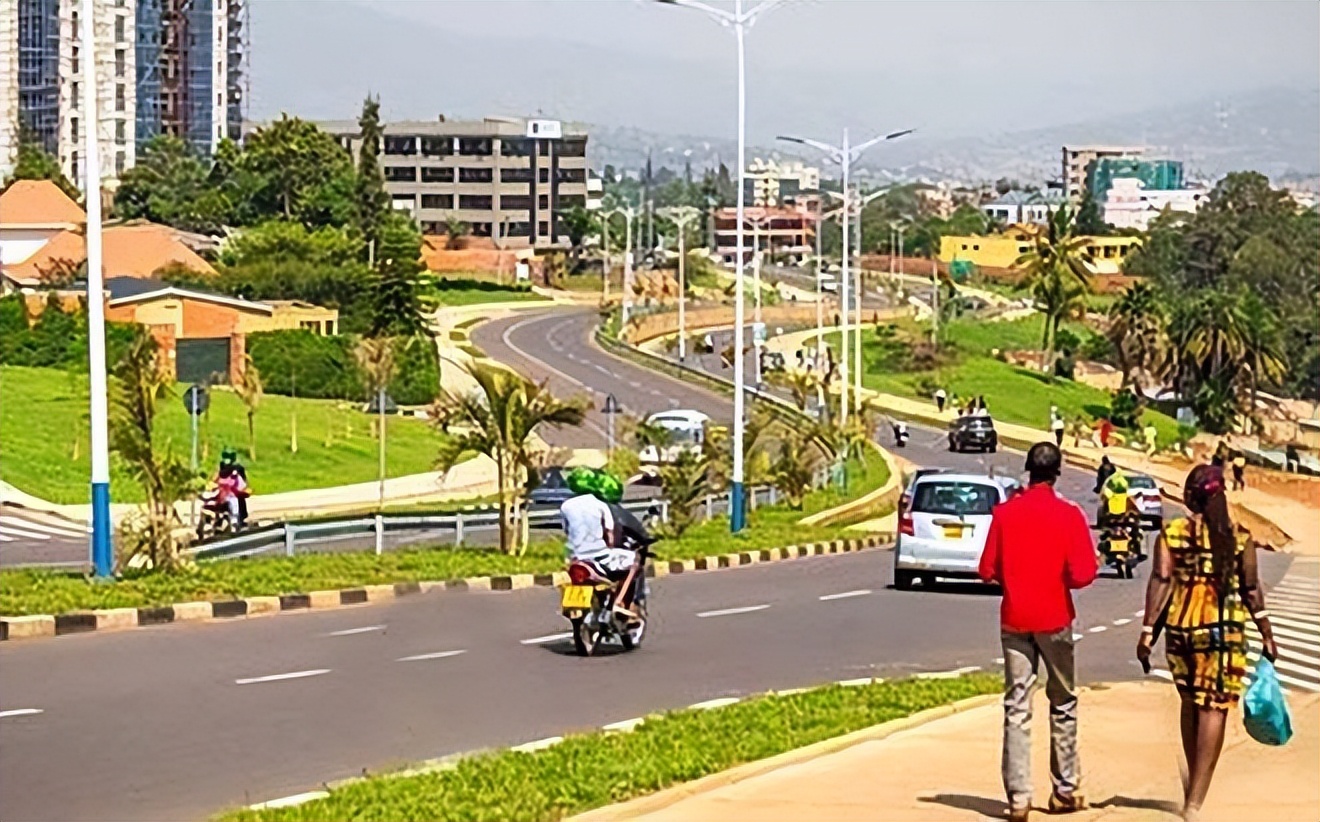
[893,473,1017,590]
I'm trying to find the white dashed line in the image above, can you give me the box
[1149,669,1173,682]
[1113,618,1133,626]
[397,650,467,662]
[697,604,770,618]
[249,791,330,811]
[520,632,573,645]
[1271,614,1320,633]
[689,697,741,710]
[326,625,385,637]
[994,657,1005,666]
[1072,633,1085,641]
[819,590,871,601]
[0,708,43,719]
[235,669,330,686]
[1134,610,1145,617]
[1089,625,1108,634]
[510,736,563,753]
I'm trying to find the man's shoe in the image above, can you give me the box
[1008,807,1031,822]
[1048,792,1087,813]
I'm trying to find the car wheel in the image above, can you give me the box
[894,570,916,591]
[989,443,998,453]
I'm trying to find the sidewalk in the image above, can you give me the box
[589,681,1319,822]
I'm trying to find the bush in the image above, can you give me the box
[1079,331,1116,364]
[0,294,136,370]
[1054,354,1076,380]
[247,329,439,405]
[1109,388,1141,428]
[1054,328,1081,357]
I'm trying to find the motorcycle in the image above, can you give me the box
[1095,514,1144,579]
[560,504,658,657]
[195,489,236,541]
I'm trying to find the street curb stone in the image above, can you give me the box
[0,536,893,643]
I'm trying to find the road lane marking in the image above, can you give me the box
[689,697,741,710]
[1134,610,1145,617]
[511,736,563,753]
[521,632,573,645]
[917,666,981,679]
[1089,625,1108,633]
[1149,669,1173,682]
[1270,614,1320,632]
[1113,618,1133,626]
[326,625,386,637]
[500,313,611,440]
[819,589,872,601]
[249,791,330,811]
[603,717,646,733]
[994,657,1005,665]
[0,525,50,540]
[0,708,43,719]
[1072,633,1085,641]
[697,604,770,618]
[235,669,330,685]
[397,650,467,662]
[1252,623,1319,644]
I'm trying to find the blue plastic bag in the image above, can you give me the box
[1243,658,1293,746]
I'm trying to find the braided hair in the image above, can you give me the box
[1184,464,1235,592]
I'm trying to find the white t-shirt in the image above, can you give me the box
[560,494,615,561]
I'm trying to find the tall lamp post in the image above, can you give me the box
[658,206,701,362]
[80,0,113,577]
[659,0,787,534]
[778,128,911,425]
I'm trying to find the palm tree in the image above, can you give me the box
[1014,207,1094,373]
[658,450,710,538]
[1107,281,1169,388]
[772,431,821,510]
[766,368,819,412]
[233,356,263,460]
[432,361,586,554]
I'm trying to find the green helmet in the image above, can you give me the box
[565,466,623,504]
[220,448,238,464]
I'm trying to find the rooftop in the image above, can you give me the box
[3,224,217,286]
[313,115,589,139]
[987,190,1067,206]
[0,180,86,227]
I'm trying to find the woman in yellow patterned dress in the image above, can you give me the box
[1137,465,1278,822]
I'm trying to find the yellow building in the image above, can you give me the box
[938,227,1142,275]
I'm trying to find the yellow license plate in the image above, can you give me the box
[942,525,963,540]
[560,585,595,609]
[1109,539,1129,554]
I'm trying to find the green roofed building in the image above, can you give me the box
[1087,158,1185,202]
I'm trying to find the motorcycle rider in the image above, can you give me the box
[892,420,909,447]
[560,467,640,618]
[1098,469,1144,558]
[219,448,250,527]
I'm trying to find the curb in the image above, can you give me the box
[568,691,1002,821]
[0,535,893,643]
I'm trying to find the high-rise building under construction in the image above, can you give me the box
[0,0,246,186]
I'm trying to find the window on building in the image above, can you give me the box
[420,166,454,183]
[558,139,587,158]
[559,194,586,210]
[556,168,587,184]
[499,195,532,211]
[972,244,979,251]
[500,139,532,157]
[458,195,493,210]
[538,221,550,236]
[115,120,125,143]
[470,222,493,237]
[539,168,549,183]
[72,82,80,105]
[420,194,453,210]
[500,167,534,183]
[459,167,493,183]
[114,15,125,42]
[420,136,452,157]
[384,135,416,156]
[116,151,126,175]
[115,84,125,112]
[384,166,417,183]
[538,194,549,210]
[420,221,446,235]
[392,196,415,212]
[115,49,126,77]
[505,221,531,237]
[72,117,79,141]
[457,138,492,156]
[72,46,79,74]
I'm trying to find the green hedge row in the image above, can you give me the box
[0,294,137,369]
[246,329,440,405]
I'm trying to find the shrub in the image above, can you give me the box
[247,329,439,405]
[1109,388,1142,428]
[0,294,136,370]
[1079,331,1116,364]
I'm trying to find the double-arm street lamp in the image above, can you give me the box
[659,0,787,534]
[657,205,701,362]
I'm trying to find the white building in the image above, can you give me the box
[981,190,1067,226]
[1101,178,1208,231]
[744,157,820,207]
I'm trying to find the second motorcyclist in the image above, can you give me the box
[560,467,641,618]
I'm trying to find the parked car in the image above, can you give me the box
[527,467,574,510]
[893,473,1013,590]
[1125,472,1163,530]
[948,416,998,453]
[899,467,951,513]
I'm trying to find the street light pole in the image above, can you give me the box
[81,0,113,577]
[659,205,701,363]
[661,0,786,534]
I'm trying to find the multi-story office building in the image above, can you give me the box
[323,116,590,249]
[1060,144,1144,202]
[0,0,246,186]
[743,157,819,207]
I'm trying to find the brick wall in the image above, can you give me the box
[179,299,242,338]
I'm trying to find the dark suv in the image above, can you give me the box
[948,416,998,453]
[527,467,573,509]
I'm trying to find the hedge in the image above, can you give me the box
[0,294,137,369]
[246,329,440,406]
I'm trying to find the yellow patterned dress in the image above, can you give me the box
[1163,517,1249,710]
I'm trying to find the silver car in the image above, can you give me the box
[1126,473,1164,530]
[893,473,1014,590]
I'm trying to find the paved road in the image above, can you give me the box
[0,307,1297,822]
[0,504,90,569]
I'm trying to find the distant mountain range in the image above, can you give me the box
[588,85,1320,186]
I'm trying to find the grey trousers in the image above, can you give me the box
[1001,627,1080,810]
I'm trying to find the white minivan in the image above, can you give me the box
[893,473,1018,590]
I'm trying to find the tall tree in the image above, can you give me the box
[1106,281,1168,388]
[432,361,586,554]
[354,94,389,257]
[369,215,427,337]
[239,115,356,228]
[1014,206,1094,373]
[113,135,231,233]
[5,127,80,200]
[1075,189,1109,236]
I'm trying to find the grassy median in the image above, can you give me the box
[217,673,998,822]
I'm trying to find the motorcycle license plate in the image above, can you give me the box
[1109,539,1129,555]
[942,524,963,540]
[560,585,595,609]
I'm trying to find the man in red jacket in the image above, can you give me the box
[979,441,1098,822]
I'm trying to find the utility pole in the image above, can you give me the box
[659,206,701,363]
[931,259,940,346]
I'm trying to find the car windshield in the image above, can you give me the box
[912,481,999,516]
[1127,475,1157,490]
[539,469,566,488]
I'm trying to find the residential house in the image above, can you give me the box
[0,179,86,267]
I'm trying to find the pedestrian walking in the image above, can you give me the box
[1051,410,1066,446]
[1144,422,1158,458]
[1098,418,1114,449]
[1231,454,1246,491]
[935,387,947,414]
[1137,465,1277,822]
[979,442,1097,822]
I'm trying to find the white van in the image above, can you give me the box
[893,473,1017,590]
[638,410,711,465]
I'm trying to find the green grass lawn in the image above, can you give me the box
[219,673,999,822]
[422,280,545,307]
[0,365,449,504]
[818,315,1183,445]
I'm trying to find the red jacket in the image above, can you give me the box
[978,483,1098,633]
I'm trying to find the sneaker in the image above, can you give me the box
[1048,792,1087,813]
[1008,807,1031,822]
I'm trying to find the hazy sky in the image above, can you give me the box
[250,0,1319,142]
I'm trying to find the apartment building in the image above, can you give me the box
[713,205,814,265]
[1061,144,1144,202]
[0,0,246,185]
[743,157,820,207]
[323,116,590,249]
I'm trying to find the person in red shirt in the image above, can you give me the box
[979,441,1098,822]
[1099,417,1114,449]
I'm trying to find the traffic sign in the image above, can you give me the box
[601,394,621,415]
[182,384,209,416]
